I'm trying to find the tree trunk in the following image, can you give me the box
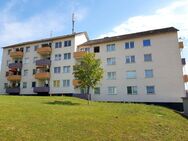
[87,86,90,105]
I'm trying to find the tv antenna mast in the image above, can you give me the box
[72,13,75,34]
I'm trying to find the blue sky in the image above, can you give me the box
[0,0,188,72]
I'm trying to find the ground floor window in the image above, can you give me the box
[108,86,117,95]
[127,86,137,95]
[4,83,8,89]
[94,87,100,95]
[23,82,27,88]
[62,80,70,87]
[146,86,155,94]
[53,80,60,88]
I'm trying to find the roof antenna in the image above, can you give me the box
[72,13,75,34]
[50,30,53,38]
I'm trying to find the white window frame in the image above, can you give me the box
[107,57,116,65]
[108,86,117,95]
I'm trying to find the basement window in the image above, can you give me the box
[94,46,100,53]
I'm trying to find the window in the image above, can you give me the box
[80,88,86,94]
[23,70,28,76]
[62,80,70,87]
[64,40,71,47]
[81,48,90,52]
[23,82,27,88]
[32,82,36,88]
[94,87,100,95]
[53,80,60,87]
[7,60,11,66]
[55,42,62,48]
[143,39,151,47]
[34,45,39,51]
[144,54,152,62]
[24,58,29,64]
[26,46,30,52]
[33,69,36,75]
[55,54,61,61]
[85,48,90,52]
[145,69,153,78]
[94,46,100,53]
[8,49,11,55]
[125,56,135,63]
[146,86,155,94]
[127,86,137,95]
[107,57,116,65]
[107,72,116,80]
[33,57,38,63]
[54,67,61,74]
[108,86,117,95]
[63,66,71,73]
[125,41,134,49]
[64,53,71,60]
[4,83,8,89]
[107,44,115,52]
[127,71,136,79]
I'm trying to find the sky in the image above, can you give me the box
[0,0,188,74]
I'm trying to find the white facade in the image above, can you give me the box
[0,27,186,103]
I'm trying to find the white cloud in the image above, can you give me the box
[98,0,188,75]
[99,0,188,39]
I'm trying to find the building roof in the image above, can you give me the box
[3,32,89,48]
[79,27,178,47]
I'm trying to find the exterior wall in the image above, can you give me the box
[0,31,185,103]
[0,33,88,95]
[0,49,10,94]
[78,32,185,102]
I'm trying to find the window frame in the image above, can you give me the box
[146,86,155,94]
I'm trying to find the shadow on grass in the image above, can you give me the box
[45,100,80,106]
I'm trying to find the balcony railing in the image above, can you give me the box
[7,75,21,81]
[35,72,50,80]
[10,51,23,59]
[183,75,188,83]
[73,52,87,59]
[36,59,51,66]
[6,87,20,94]
[179,42,184,49]
[72,79,80,87]
[8,63,22,69]
[33,87,50,93]
[182,58,186,65]
[37,47,52,55]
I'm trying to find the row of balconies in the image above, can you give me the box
[5,86,50,94]
[5,80,79,94]
[9,44,52,59]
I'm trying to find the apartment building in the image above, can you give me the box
[0,27,187,103]
[0,32,88,95]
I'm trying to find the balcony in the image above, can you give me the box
[182,58,186,65]
[36,59,51,66]
[179,42,184,49]
[8,63,22,69]
[74,52,87,59]
[183,75,188,83]
[37,46,52,55]
[35,72,50,80]
[6,87,20,94]
[33,87,50,93]
[10,51,23,59]
[7,75,21,81]
[72,79,80,87]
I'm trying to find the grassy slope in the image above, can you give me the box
[0,96,187,141]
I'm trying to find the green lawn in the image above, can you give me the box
[0,96,187,141]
